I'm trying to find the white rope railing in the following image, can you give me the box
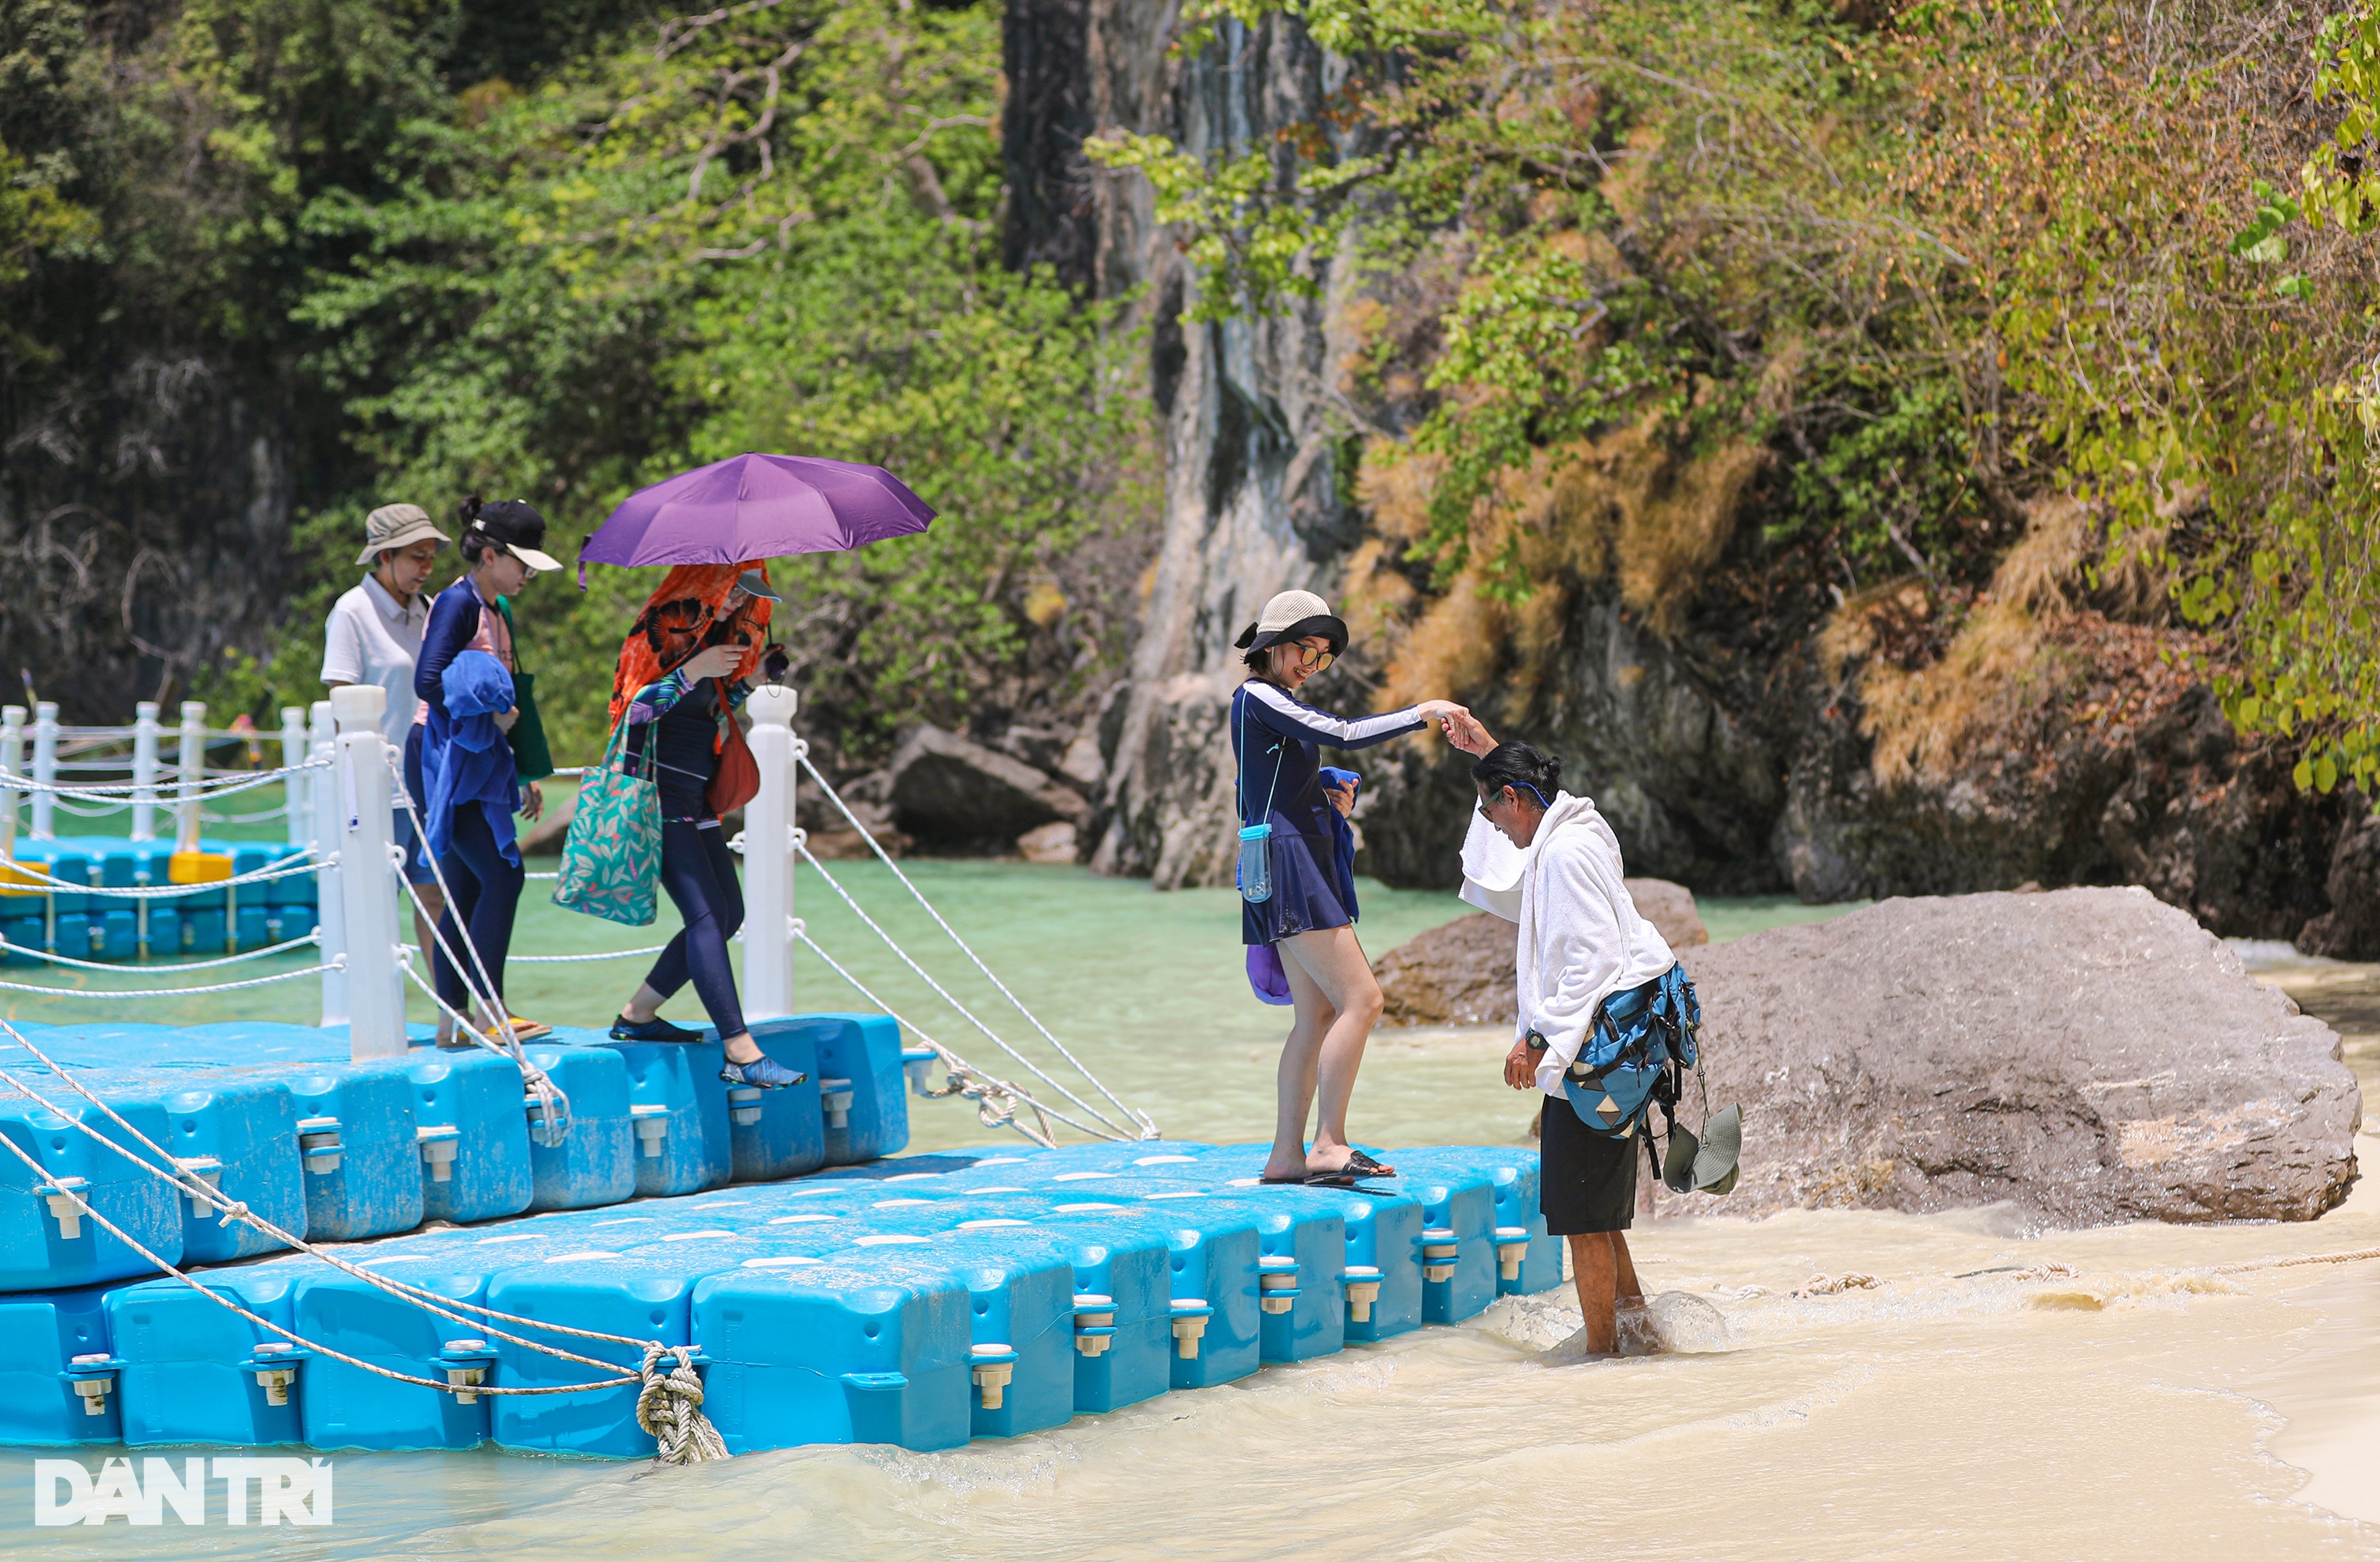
[796,750,1155,1137]
[0,957,341,999]
[791,924,1074,1147]
[0,854,317,897]
[0,931,319,972]
[510,946,669,964]
[795,838,1139,1139]
[0,759,325,800]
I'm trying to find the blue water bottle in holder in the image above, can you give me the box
[1237,822,1273,903]
[1235,693,1281,904]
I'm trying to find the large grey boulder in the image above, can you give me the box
[1679,887,2362,1226]
[885,723,1088,852]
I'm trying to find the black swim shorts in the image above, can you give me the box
[1538,1092,1638,1235]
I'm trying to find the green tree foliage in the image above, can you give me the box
[1095,0,2380,796]
[6,0,1149,761]
[198,0,1150,765]
[1092,0,1998,602]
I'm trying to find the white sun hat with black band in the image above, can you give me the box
[1234,589,1349,656]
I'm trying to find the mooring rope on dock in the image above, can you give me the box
[791,924,1069,1147]
[797,750,1156,1138]
[0,1026,728,1460]
[796,839,1137,1140]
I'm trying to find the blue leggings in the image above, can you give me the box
[433,804,523,1015]
[643,820,747,1038]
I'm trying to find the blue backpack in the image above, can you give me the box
[1559,964,1700,1140]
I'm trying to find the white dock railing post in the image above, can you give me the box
[0,706,22,861]
[330,686,403,1059]
[29,702,59,842]
[176,701,206,854]
[743,685,800,1021]
[130,702,161,842]
[279,708,309,846]
[311,701,347,1029]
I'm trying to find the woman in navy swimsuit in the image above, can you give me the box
[1231,590,1468,1184]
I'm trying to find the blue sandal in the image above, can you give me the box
[720,1054,808,1090]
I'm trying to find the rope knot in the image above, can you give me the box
[216,1200,251,1227]
[635,1341,728,1465]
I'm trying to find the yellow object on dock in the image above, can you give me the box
[0,860,46,897]
[167,851,234,885]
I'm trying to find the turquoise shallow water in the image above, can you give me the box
[0,860,1859,1154]
[10,866,2373,1560]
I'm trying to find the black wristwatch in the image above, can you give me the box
[1522,1030,1549,1053]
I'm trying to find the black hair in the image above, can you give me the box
[1472,742,1561,809]
[1242,646,1274,674]
[457,495,491,562]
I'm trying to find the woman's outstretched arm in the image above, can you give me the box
[1240,681,1453,751]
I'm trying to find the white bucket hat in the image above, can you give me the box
[356,503,451,566]
[1234,589,1349,656]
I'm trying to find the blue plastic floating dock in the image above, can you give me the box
[0,1015,1563,1457]
[1,839,314,964]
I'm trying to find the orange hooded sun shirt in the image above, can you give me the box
[607,561,776,733]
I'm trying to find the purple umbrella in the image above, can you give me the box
[576,451,935,585]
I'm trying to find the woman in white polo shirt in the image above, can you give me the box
[321,501,451,960]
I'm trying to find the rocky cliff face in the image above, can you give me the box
[2,359,302,716]
[1004,0,1367,886]
[1005,3,2380,954]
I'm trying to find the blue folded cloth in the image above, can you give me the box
[424,651,521,865]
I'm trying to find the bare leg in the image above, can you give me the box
[1278,925,1386,1176]
[1261,953,1336,1181]
[620,981,667,1025]
[1568,1232,1641,1354]
[409,883,446,981]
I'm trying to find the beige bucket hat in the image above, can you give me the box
[356,503,451,566]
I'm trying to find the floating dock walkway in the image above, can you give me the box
[0,1016,1557,1457]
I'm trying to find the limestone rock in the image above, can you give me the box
[1626,877,1706,949]
[1373,877,1705,1025]
[1677,887,2362,1226]
[1017,820,1079,863]
[1376,912,1516,1027]
[886,723,1087,852]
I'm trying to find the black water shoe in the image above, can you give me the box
[611,1015,702,1044]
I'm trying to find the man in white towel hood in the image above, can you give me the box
[1447,715,1676,1353]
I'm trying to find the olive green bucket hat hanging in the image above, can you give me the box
[1691,1103,1741,1195]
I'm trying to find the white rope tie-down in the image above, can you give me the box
[793,838,1142,1142]
[796,750,1157,1139]
[791,924,1078,1149]
[0,1025,727,1461]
